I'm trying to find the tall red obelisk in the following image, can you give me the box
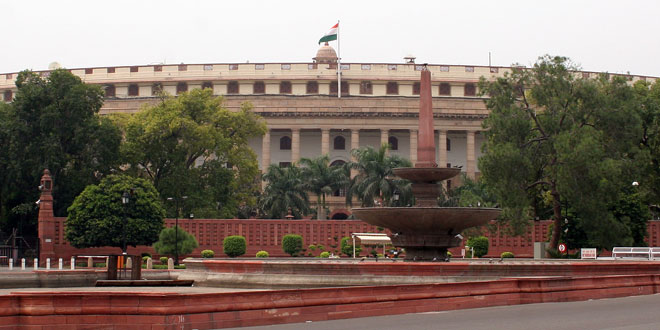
[415,66,437,168]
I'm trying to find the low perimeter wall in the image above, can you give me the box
[1,274,659,329]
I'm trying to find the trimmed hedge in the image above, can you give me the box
[501,251,515,258]
[201,249,215,258]
[340,237,361,257]
[466,236,489,258]
[319,251,330,258]
[159,256,168,264]
[256,250,269,258]
[223,236,246,258]
[282,234,303,257]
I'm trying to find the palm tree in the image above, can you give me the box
[347,144,413,207]
[258,164,310,219]
[299,155,349,220]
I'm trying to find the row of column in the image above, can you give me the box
[261,128,478,178]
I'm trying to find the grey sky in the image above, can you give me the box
[2,0,658,76]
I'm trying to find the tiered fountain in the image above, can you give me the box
[352,66,501,261]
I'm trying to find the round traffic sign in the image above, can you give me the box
[558,243,567,253]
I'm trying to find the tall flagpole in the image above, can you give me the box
[337,20,341,99]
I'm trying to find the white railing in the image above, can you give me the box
[611,247,660,260]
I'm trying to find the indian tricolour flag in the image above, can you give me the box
[318,23,338,44]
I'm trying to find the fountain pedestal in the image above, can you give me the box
[351,67,500,261]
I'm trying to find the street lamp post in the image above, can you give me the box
[121,191,130,255]
[166,196,187,265]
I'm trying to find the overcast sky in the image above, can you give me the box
[2,0,659,76]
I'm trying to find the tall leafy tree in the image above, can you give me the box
[120,89,266,218]
[1,69,122,235]
[479,55,644,250]
[66,175,165,250]
[347,145,412,207]
[299,155,349,220]
[631,80,660,208]
[259,164,310,219]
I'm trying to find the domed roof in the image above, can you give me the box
[314,43,338,63]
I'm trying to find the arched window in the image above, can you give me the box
[388,136,398,150]
[176,82,188,95]
[128,84,139,96]
[280,136,292,150]
[104,85,115,97]
[333,136,345,150]
[202,82,213,91]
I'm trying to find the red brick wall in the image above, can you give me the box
[45,217,660,260]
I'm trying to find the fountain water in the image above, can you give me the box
[352,66,501,261]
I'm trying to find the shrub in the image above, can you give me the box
[340,237,362,257]
[282,234,303,257]
[142,256,150,262]
[466,236,489,258]
[501,251,515,258]
[319,251,330,258]
[141,252,152,258]
[256,250,269,258]
[447,251,453,258]
[223,236,247,258]
[159,256,168,264]
[308,244,317,251]
[201,250,215,258]
[316,244,325,251]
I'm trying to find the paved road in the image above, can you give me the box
[231,294,660,330]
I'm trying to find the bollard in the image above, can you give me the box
[70,257,75,270]
[105,257,109,269]
[167,258,174,270]
[46,258,51,270]
[58,258,63,270]
[8,258,13,270]
[21,258,26,270]
[87,257,93,268]
[126,257,132,269]
[34,258,38,270]
[146,257,153,269]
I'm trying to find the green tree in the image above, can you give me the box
[121,88,266,219]
[299,155,349,220]
[1,69,122,235]
[259,164,310,219]
[152,227,199,260]
[438,173,498,207]
[479,55,644,250]
[347,145,413,207]
[631,80,660,207]
[65,175,165,250]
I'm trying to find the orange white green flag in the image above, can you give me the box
[318,23,338,44]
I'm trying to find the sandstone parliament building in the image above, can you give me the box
[3,45,660,259]
[0,45,655,220]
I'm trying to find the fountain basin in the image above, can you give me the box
[393,167,461,183]
[352,207,501,234]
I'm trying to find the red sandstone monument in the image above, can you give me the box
[352,66,501,261]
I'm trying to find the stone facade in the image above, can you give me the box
[2,46,655,217]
